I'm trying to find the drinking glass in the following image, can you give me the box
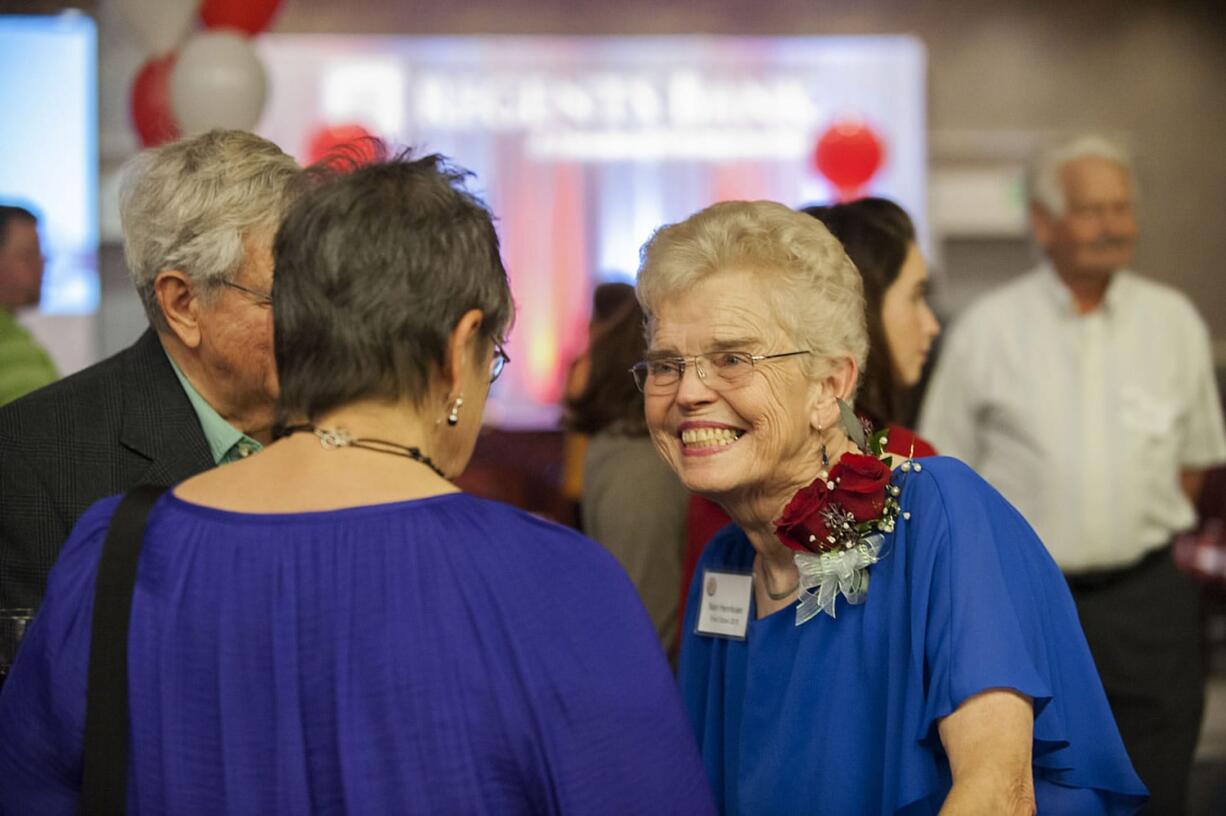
[0,608,34,687]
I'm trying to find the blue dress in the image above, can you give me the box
[678,457,1147,815]
[0,492,715,815]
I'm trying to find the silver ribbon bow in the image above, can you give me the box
[793,533,884,625]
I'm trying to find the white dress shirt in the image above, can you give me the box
[920,263,1226,572]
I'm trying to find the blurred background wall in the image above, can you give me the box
[6,0,1225,362]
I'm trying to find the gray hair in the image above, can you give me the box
[119,129,301,329]
[636,200,867,387]
[1027,134,1136,217]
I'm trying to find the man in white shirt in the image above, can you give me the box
[920,134,1226,815]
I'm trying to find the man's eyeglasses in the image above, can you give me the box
[490,344,510,384]
[222,280,273,308]
[629,349,811,394]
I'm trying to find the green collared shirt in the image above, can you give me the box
[166,353,263,465]
[0,309,58,406]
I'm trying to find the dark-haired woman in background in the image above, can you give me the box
[559,282,638,520]
[681,198,942,617]
[805,198,941,439]
[567,297,689,659]
[0,152,713,815]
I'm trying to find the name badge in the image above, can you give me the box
[695,570,753,640]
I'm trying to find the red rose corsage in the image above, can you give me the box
[776,452,893,554]
[774,420,916,623]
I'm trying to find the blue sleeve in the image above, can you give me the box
[907,459,1147,813]
[0,495,122,816]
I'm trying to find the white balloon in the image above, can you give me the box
[117,0,199,56]
[169,30,268,134]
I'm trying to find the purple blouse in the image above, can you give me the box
[0,492,714,815]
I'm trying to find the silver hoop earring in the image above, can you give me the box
[446,395,464,427]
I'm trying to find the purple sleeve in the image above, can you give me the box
[0,495,122,816]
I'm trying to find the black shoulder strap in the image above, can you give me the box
[81,484,169,816]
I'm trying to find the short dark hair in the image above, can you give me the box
[565,297,647,436]
[802,198,916,427]
[0,205,38,250]
[273,150,513,424]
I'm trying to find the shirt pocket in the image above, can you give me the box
[1119,384,1181,438]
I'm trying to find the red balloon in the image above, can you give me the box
[814,120,885,199]
[306,124,381,168]
[199,0,283,35]
[131,53,181,147]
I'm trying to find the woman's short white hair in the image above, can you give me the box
[636,200,867,387]
[119,129,301,329]
[1027,134,1136,217]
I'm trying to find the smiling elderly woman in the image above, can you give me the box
[635,201,1147,815]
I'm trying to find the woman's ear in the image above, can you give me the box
[829,356,859,403]
[154,270,202,348]
[809,356,860,433]
[442,308,487,393]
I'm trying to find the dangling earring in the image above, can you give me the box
[446,395,464,427]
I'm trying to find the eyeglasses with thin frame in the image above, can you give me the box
[490,344,510,384]
[221,279,274,308]
[629,349,811,394]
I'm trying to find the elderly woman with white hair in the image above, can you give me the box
[635,201,1147,814]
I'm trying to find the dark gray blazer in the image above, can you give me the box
[0,329,213,609]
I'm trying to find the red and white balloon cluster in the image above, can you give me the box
[124,0,283,147]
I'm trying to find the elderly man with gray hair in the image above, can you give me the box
[0,129,301,614]
[920,134,1226,814]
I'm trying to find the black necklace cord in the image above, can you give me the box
[753,559,800,600]
[281,424,448,479]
